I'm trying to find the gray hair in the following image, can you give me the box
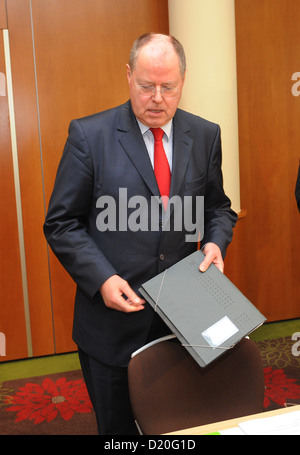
[129,33,186,79]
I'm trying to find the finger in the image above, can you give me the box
[108,293,145,313]
[216,262,224,273]
[199,256,224,273]
[116,297,145,313]
[199,256,212,272]
[120,281,145,307]
[111,281,145,312]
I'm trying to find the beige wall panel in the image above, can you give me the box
[168,0,241,214]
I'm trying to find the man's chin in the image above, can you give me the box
[144,110,168,127]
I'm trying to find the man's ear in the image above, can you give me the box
[126,64,131,83]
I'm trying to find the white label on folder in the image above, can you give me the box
[202,316,239,347]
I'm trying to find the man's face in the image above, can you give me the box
[127,40,185,128]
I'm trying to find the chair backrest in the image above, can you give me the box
[128,337,265,435]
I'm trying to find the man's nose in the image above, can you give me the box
[152,88,164,102]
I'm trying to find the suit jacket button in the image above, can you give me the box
[159,253,165,261]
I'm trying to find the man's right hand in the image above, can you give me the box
[100,275,145,313]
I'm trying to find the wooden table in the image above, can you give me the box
[165,405,300,435]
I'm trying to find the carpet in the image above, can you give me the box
[255,335,300,411]
[0,334,299,435]
[0,370,98,435]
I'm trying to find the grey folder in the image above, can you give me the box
[139,250,266,367]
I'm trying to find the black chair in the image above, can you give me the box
[128,336,265,434]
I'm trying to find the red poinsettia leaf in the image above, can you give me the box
[12,396,31,405]
[76,404,92,413]
[60,407,74,421]
[34,415,46,424]
[67,398,81,406]
[42,378,57,395]
[15,414,30,422]
[41,402,55,416]
[276,396,286,406]
[75,393,90,403]
[25,382,42,390]
[58,389,72,399]
[285,378,298,384]
[14,408,32,421]
[272,377,287,385]
[286,388,300,398]
[76,388,89,396]
[5,405,24,412]
[29,409,43,420]
[73,379,84,386]
[55,377,68,387]
[46,409,58,422]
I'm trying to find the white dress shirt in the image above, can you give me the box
[137,119,173,171]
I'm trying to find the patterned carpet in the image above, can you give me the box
[255,335,300,411]
[0,370,98,435]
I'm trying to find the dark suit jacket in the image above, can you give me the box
[44,100,237,366]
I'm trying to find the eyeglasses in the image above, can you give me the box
[134,82,180,99]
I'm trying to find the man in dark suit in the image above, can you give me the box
[44,33,237,434]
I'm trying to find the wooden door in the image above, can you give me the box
[0,30,29,360]
[1,0,169,361]
[232,0,300,321]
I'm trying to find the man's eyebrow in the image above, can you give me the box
[136,79,176,86]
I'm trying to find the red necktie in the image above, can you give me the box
[150,128,171,209]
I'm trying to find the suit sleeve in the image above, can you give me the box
[201,125,238,258]
[43,119,117,300]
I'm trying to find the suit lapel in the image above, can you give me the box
[117,102,159,197]
[116,103,194,202]
[169,110,193,199]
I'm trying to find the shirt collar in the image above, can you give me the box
[137,118,173,140]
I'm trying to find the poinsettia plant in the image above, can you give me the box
[264,367,300,409]
[5,377,92,424]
